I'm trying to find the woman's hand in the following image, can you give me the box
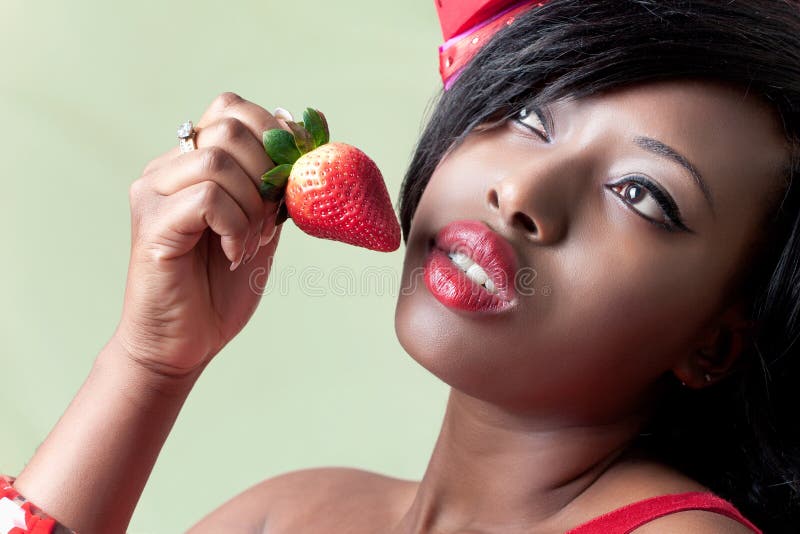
[114,92,285,378]
[11,95,290,532]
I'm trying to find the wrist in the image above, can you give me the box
[12,335,201,533]
[100,334,203,399]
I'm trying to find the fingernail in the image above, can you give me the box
[231,234,249,271]
[230,251,245,271]
[244,222,264,264]
[273,107,294,121]
[259,224,277,247]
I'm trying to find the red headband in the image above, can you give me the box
[436,0,549,88]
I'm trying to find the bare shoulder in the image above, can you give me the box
[581,457,757,534]
[187,467,416,534]
[631,511,756,533]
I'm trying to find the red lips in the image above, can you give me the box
[424,219,519,312]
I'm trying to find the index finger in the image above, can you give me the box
[142,94,293,179]
[197,92,286,145]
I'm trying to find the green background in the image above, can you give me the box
[0,1,448,532]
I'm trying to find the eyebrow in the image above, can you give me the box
[633,136,715,214]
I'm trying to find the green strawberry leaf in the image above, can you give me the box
[259,181,286,202]
[286,120,316,154]
[304,108,330,147]
[261,163,292,186]
[263,129,301,165]
[318,110,329,141]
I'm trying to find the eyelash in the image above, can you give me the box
[515,106,551,142]
[605,177,688,233]
[513,107,690,233]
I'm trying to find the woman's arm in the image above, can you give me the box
[8,92,287,533]
[12,335,200,533]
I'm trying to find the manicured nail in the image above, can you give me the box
[259,225,277,247]
[230,251,245,270]
[244,222,264,264]
[231,234,249,270]
[273,107,294,121]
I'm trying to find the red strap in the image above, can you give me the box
[567,492,762,533]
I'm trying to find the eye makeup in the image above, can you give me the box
[512,103,693,234]
[606,175,693,233]
[515,106,552,142]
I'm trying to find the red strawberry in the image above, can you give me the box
[260,108,400,252]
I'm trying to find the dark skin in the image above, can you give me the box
[12,81,787,532]
[189,80,788,533]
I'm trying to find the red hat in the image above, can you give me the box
[436,0,548,88]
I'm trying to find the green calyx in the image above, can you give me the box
[260,108,330,209]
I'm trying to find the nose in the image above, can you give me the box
[486,167,571,244]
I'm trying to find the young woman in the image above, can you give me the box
[4,1,799,532]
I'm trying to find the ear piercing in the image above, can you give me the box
[680,373,713,387]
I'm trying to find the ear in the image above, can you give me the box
[672,298,756,389]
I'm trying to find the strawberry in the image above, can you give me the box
[260,108,400,252]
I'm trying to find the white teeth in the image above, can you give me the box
[485,278,496,293]
[466,263,488,285]
[447,251,498,295]
[449,251,474,270]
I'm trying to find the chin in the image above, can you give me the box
[394,280,463,382]
[393,282,510,404]
[393,226,533,405]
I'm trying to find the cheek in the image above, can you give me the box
[519,238,726,393]
[414,137,505,216]
[417,169,483,219]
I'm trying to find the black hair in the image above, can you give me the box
[398,1,800,531]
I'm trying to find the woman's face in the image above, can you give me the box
[394,79,789,422]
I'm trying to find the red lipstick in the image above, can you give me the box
[424,220,519,313]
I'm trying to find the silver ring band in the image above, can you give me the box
[177,120,198,153]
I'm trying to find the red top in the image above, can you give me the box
[567,492,762,533]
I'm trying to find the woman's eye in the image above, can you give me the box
[515,107,549,141]
[607,176,689,232]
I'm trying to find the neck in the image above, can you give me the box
[393,389,647,533]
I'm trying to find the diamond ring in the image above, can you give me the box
[177,120,198,153]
